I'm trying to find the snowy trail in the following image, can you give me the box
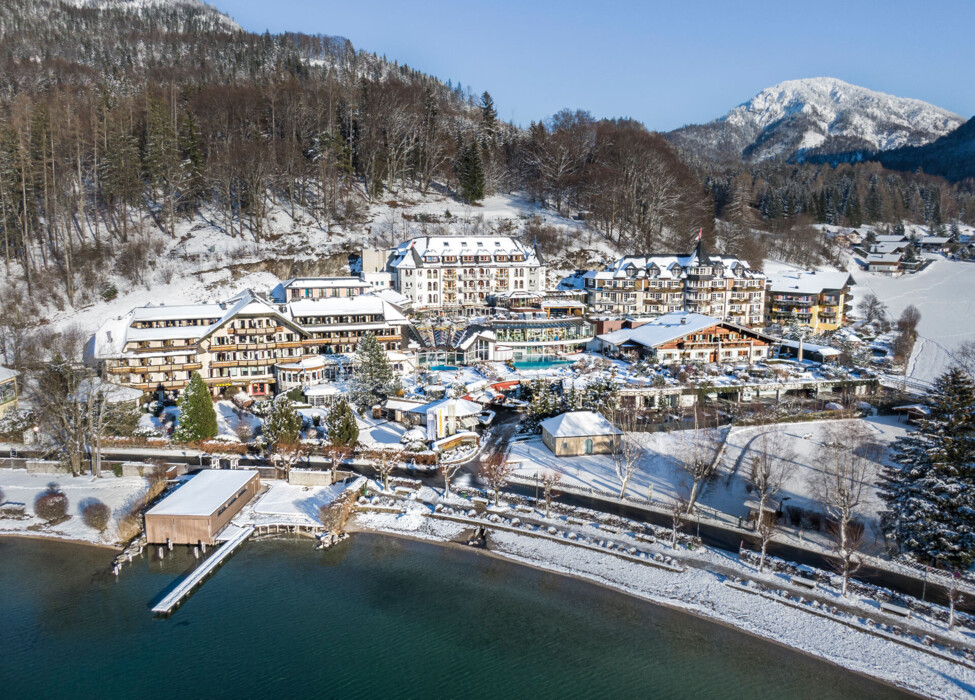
[850,258,975,384]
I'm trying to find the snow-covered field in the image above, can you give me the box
[0,469,150,546]
[509,416,907,554]
[850,257,975,384]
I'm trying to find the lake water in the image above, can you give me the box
[0,534,909,699]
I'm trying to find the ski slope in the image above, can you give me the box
[851,257,975,383]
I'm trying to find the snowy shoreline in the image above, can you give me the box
[352,510,975,700]
[0,531,122,551]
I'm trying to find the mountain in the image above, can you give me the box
[872,116,975,182]
[667,77,964,164]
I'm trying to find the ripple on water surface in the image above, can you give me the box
[0,534,910,699]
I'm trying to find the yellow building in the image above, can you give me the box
[0,366,18,418]
[766,270,855,333]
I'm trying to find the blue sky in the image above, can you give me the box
[216,0,975,131]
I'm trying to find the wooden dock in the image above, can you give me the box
[151,525,254,616]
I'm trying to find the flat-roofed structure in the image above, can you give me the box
[145,470,260,545]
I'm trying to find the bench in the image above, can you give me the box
[880,602,912,618]
[790,575,817,590]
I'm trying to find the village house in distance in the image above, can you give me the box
[583,242,767,327]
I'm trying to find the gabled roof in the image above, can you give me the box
[597,312,723,349]
[388,236,541,269]
[407,397,483,416]
[540,410,621,438]
[766,269,855,295]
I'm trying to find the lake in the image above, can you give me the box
[0,534,908,699]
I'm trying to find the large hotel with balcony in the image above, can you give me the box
[384,235,546,314]
[765,269,855,333]
[88,289,411,398]
[583,242,767,327]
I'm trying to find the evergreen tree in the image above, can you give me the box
[173,372,218,442]
[349,333,400,411]
[479,91,498,141]
[262,394,302,448]
[846,189,863,228]
[326,398,359,447]
[456,142,485,203]
[880,368,975,571]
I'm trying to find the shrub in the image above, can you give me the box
[35,483,69,522]
[112,463,123,477]
[100,282,118,302]
[81,499,111,532]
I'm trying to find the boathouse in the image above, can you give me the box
[145,469,260,545]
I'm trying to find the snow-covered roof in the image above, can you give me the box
[540,410,621,438]
[766,269,854,295]
[777,339,843,357]
[287,295,407,323]
[284,276,369,289]
[872,242,907,254]
[874,235,908,243]
[366,288,412,308]
[866,253,903,264]
[304,383,343,396]
[0,366,18,382]
[919,236,950,245]
[407,397,483,416]
[146,470,259,517]
[388,235,541,269]
[597,312,723,349]
[131,303,224,323]
[593,243,764,282]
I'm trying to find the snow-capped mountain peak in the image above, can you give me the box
[668,77,964,163]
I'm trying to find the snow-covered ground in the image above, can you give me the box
[849,257,975,384]
[0,469,150,546]
[509,416,907,555]
[26,189,608,342]
[235,480,349,528]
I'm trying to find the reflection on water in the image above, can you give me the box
[0,534,908,699]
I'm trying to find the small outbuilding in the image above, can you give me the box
[145,469,260,545]
[540,411,622,456]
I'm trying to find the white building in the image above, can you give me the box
[89,290,413,398]
[385,236,545,314]
[583,242,766,326]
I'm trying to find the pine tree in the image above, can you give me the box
[326,398,359,447]
[456,142,485,203]
[479,91,497,142]
[349,333,400,411]
[173,372,218,442]
[262,394,302,448]
[880,368,975,572]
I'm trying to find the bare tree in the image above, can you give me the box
[675,418,723,515]
[816,424,878,596]
[611,415,643,499]
[857,293,888,326]
[439,454,465,500]
[747,421,796,572]
[540,470,562,518]
[271,440,307,482]
[479,453,514,506]
[896,305,921,337]
[369,449,401,492]
[669,492,691,550]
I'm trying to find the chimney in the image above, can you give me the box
[680,316,687,325]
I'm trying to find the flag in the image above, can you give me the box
[696,228,702,241]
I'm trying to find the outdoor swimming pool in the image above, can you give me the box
[428,364,459,371]
[512,359,575,370]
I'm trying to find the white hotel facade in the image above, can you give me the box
[385,236,546,313]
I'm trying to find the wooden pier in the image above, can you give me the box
[151,525,254,616]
